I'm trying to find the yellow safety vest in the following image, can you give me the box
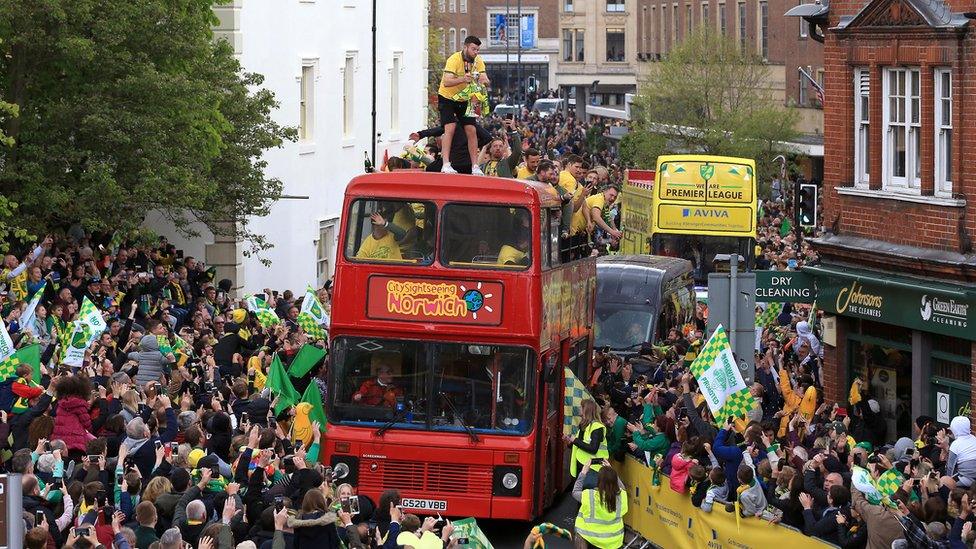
[570,422,609,477]
[575,487,627,549]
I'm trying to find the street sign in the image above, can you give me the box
[937,392,951,424]
[755,270,816,303]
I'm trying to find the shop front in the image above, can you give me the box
[805,264,976,441]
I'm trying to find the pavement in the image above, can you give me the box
[478,490,579,549]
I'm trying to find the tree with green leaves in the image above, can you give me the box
[621,31,798,190]
[0,0,295,256]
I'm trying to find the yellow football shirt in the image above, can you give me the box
[438,52,486,98]
[516,166,534,180]
[356,232,403,260]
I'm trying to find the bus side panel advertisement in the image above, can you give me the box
[366,275,504,325]
[655,203,755,235]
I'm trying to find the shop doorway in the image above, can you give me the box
[848,336,912,441]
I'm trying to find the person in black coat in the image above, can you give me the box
[206,412,233,463]
[800,484,850,545]
[287,489,340,549]
[10,390,53,453]
[22,475,63,545]
[411,124,492,174]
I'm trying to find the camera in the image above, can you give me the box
[274,496,285,512]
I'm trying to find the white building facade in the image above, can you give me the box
[151,0,428,294]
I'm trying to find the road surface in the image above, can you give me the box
[478,490,578,548]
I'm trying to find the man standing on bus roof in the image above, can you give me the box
[355,212,403,261]
[584,186,623,241]
[352,364,404,407]
[438,35,489,175]
[478,117,522,178]
[516,148,541,180]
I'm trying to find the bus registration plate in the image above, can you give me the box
[401,498,448,512]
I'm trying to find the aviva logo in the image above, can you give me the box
[682,208,731,218]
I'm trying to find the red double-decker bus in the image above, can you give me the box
[324,171,596,520]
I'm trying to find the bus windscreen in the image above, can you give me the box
[344,199,436,264]
[331,337,535,435]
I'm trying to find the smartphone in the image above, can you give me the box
[102,504,115,523]
[154,440,163,450]
[96,489,107,507]
[211,466,221,478]
[35,509,44,525]
[456,538,470,545]
[116,473,124,486]
[294,440,304,452]
[269,417,277,429]
[170,442,179,452]
[74,527,91,537]
[88,454,101,462]
[835,407,848,418]
[241,412,249,424]
[348,496,360,515]
[274,496,285,512]
[341,496,351,513]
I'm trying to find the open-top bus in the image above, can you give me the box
[619,156,758,284]
[325,172,596,520]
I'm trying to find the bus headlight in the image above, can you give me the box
[492,466,522,496]
[502,472,519,490]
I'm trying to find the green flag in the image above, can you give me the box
[300,382,328,427]
[780,215,792,237]
[288,344,327,378]
[266,354,299,414]
[0,344,41,382]
[245,295,280,328]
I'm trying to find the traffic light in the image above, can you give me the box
[526,75,537,93]
[798,183,818,227]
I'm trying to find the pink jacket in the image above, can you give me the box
[669,454,694,494]
[52,396,95,452]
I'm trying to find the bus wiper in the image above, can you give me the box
[439,392,479,443]
[375,403,411,438]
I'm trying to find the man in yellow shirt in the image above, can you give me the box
[515,148,541,180]
[437,36,489,175]
[2,236,52,302]
[355,212,404,261]
[585,186,623,242]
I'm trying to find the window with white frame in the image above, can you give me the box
[343,55,355,138]
[461,28,467,43]
[449,0,455,12]
[719,1,726,35]
[935,69,952,196]
[316,219,337,287]
[460,0,467,12]
[608,0,626,12]
[449,28,457,52]
[565,0,574,11]
[438,0,445,12]
[702,2,709,26]
[854,68,870,187]
[798,77,807,106]
[299,64,315,141]
[758,1,768,59]
[883,67,920,190]
[390,55,401,132]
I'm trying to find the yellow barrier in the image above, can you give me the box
[618,456,837,549]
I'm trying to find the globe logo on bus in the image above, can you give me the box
[458,282,495,320]
[462,289,484,312]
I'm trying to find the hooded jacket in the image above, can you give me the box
[130,335,167,388]
[948,416,976,486]
[287,511,340,549]
[51,395,94,451]
[206,412,233,462]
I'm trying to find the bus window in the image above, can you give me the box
[331,337,430,426]
[546,209,561,268]
[344,199,436,264]
[442,204,532,269]
[433,344,535,434]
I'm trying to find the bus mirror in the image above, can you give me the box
[545,354,559,383]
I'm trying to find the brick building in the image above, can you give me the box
[795,0,976,438]
[431,0,561,101]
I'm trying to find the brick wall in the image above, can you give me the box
[822,316,848,404]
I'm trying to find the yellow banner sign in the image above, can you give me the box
[657,159,755,204]
[655,203,755,236]
[618,457,834,549]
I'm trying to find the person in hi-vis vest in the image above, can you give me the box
[564,399,609,490]
[573,461,627,549]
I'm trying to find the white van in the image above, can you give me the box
[532,98,563,118]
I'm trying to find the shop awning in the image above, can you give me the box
[803,264,976,341]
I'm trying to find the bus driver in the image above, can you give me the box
[352,364,404,407]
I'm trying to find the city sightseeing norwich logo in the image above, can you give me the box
[385,280,496,320]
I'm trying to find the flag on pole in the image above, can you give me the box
[0,318,14,362]
[245,295,280,328]
[688,325,756,426]
[20,282,46,337]
[756,302,783,328]
[0,344,41,382]
[287,344,327,378]
[60,297,105,367]
[563,367,593,437]
[300,382,327,427]
[297,286,329,341]
[266,354,299,414]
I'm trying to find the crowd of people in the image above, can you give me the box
[0,233,474,549]
[574,291,976,548]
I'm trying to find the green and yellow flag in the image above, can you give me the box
[688,325,756,426]
[245,295,280,329]
[0,344,41,382]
